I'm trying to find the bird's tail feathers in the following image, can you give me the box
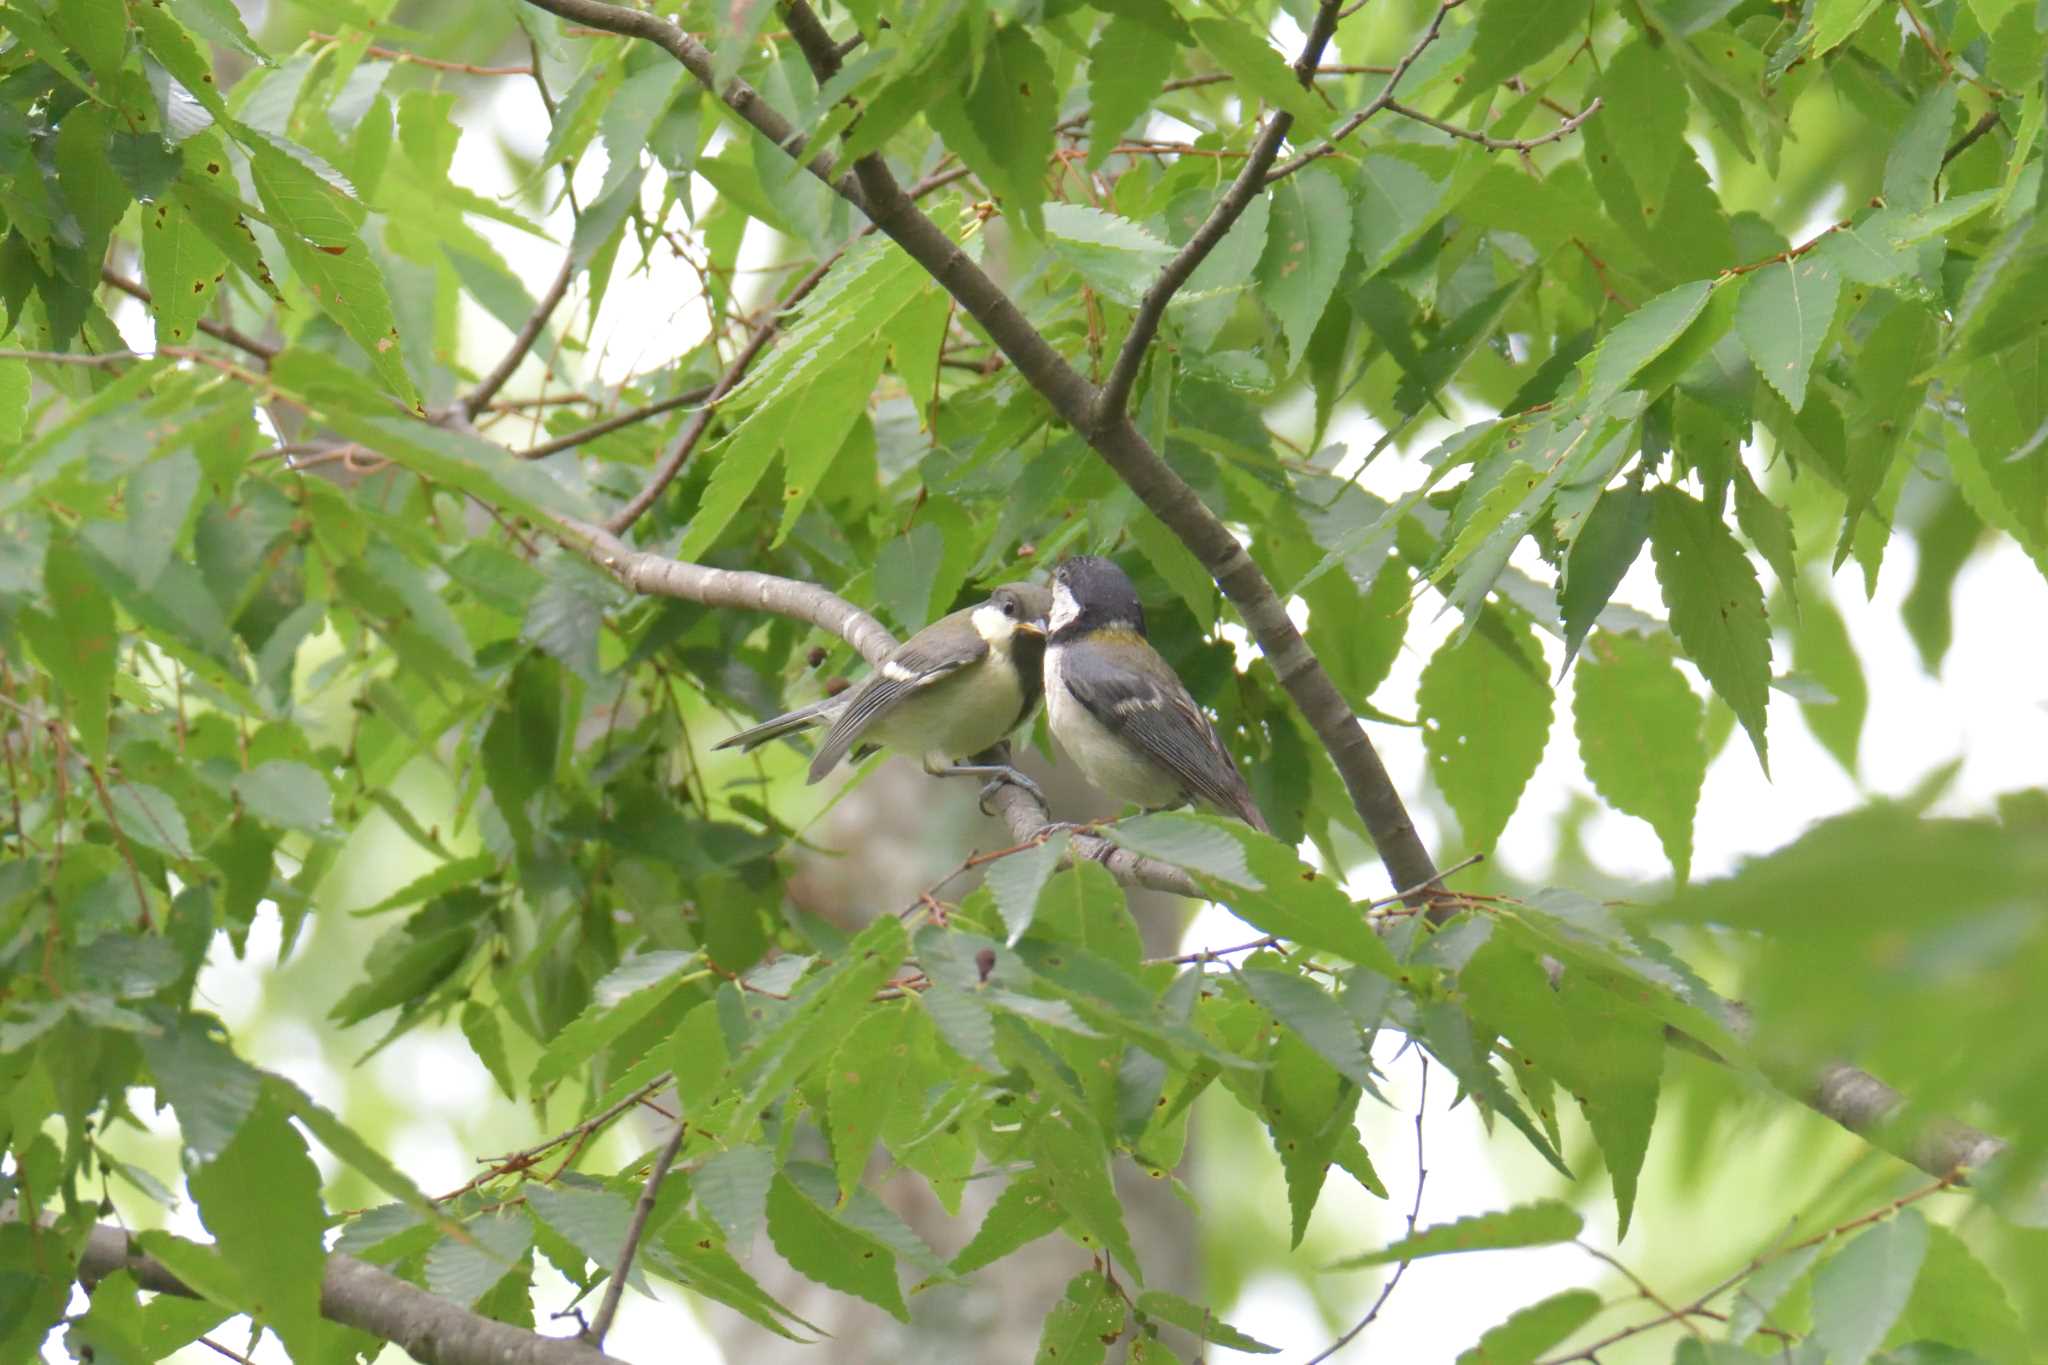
[713,696,842,753]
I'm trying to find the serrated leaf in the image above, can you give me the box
[956,26,1056,234]
[1454,1289,1602,1364]
[524,1182,639,1279]
[324,413,594,527]
[139,1014,262,1163]
[734,916,908,1132]
[230,761,332,833]
[23,538,116,762]
[1573,631,1705,883]
[245,138,415,405]
[110,781,194,860]
[1648,486,1771,771]
[1463,0,1586,99]
[1897,1223,2030,1363]
[696,1145,774,1246]
[1036,1270,1125,1365]
[1419,610,1552,853]
[1042,203,1174,307]
[1189,18,1328,137]
[425,1210,533,1306]
[984,837,1066,946]
[529,950,695,1091]
[1134,1289,1277,1353]
[1813,1211,1929,1365]
[952,1174,1066,1274]
[140,192,228,347]
[1087,17,1176,172]
[1726,1243,1823,1344]
[766,1172,909,1320]
[1107,811,1257,885]
[1239,967,1371,1088]
[827,1004,921,1197]
[1032,1112,1140,1279]
[460,1000,517,1101]
[186,1097,340,1358]
[1579,281,1716,413]
[1354,154,1447,272]
[1807,0,1888,58]
[1330,1200,1583,1268]
[1560,487,1650,668]
[1736,257,1839,413]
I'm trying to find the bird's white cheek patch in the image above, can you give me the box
[1048,581,1080,634]
[971,601,1012,646]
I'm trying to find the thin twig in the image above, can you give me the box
[1308,1055,1428,1364]
[463,252,578,419]
[1266,0,1466,184]
[1383,95,1601,152]
[516,383,715,459]
[1093,0,1345,427]
[587,1122,688,1347]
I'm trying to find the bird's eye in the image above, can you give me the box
[1002,598,1017,616]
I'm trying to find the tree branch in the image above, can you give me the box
[463,251,577,420]
[515,383,715,460]
[71,1222,622,1365]
[1383,95,1602,153]
[1093,0,1343,426]
[99,268,280,361]
[1266,0,1467,185]
[588,1123,689,1348]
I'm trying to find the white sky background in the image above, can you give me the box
[72,45,2048,1365]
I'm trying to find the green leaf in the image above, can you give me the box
[425,1210,533,1306]
[230,761,332,834]
[482,651,562,852]
[1087,17,1176,172]
[1239,967,1371,1088]
[1108,811,1256,885]
[110,781,194,861]
[1419,610,1553,853]
[460,1000,517,1101]
[1736,256,1839,413]
[186,1096,340,1358]
[952,1175,1066,1274]
[245,137,416,405]
[1897,1223,2030,1364]
[1806,0,1888,58]
[1813,1211,1929,1365]
[1031,1111,1141,1279]
[1035,1270,1126,1365]
[1787,580,1867,779]
[1042,203,1174,307]
[695,1145,774,1245]
[1189,19,1328,137]
[1649,485,1771,771]
[1462,0,1586,99]
[1578,281,1716,413]
[1354,154,1447,272]
[765,1172,909,1320]
[827,1003,921,1197]
[1572,631,1705,883]
[984,837,1066,946]
[1454,1289,1602,1364]
[1726,1243,1823,1343]
[524,1182,637,1280]
[734,916,908,1132]
[1331,1200,1583,1269]
[1560,487,1650,668]
[138,1014,263,1163]
[1134,1290,1277,1353]
[22,538,116,762]
[139,190,229,347]
[324,413,595,527]
[529,950,694,1091]
[956,26,1057,234]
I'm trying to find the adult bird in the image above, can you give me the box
[716,583,1053,802]
[1043,556,1269,831]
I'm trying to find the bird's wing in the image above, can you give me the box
[806,627,987,779]
[712,694,844,752]
[1062,647,1267,830]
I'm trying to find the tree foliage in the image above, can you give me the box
[3,0,2047,1361]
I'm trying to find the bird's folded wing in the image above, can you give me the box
[807,636,984,777]
[1064,666,1254,819]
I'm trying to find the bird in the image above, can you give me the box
[1043,556,1269,832]
[715,583,1053,802]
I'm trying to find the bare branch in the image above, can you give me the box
[515,383,716,460]
[1266,0,1467,185]
[1308,1054,1429,1364]
[588,1122,689,1347]
[1093,0,1345,426]
[99,268,279,361]
[463,251,577,419]
[1383,95,1602,152]
[71,1222,623,1365]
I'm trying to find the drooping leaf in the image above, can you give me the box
[1419,610,1553,853]
[1736,256,1840,413]
[1649,485,1771,770]
[1330,1200,1583,1268]
[1572,630,1705,883]
[1453,1290,1602,1364]
[1812,1211,1930,1365]
[765,1172,909,1320]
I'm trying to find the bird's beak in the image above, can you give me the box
[1016,620,1046,636]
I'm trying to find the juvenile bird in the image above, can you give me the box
[716,583,1052,801]
[1043,556,1269,831]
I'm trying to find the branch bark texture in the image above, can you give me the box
[74,1223,622,1365]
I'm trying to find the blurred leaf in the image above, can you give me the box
[1086,17,1175,171]
[1189,18,1328,137]
[1787,581,1867,779]
[22,538,116,762]
[1330,1200,1583,1269]
[1454,1289,1602,1364]
[1813,1211,1929,1365]
[1573,630,1705,882]
[1650,485,1771,770]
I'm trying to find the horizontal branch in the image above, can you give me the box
[72,1222,621,1365]
[100,269,280,361]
